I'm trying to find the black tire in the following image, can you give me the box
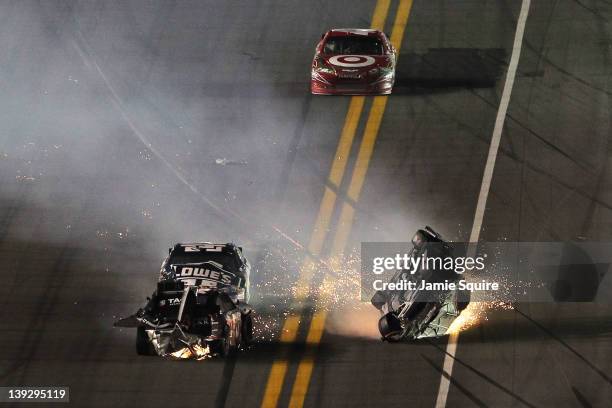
[456,290,471,312]
[370,291,387,310]
[210,338,227,356]
[378,312,403,342]
[241,313,253,347]
[210,324,237,357]
[136,326,156,356]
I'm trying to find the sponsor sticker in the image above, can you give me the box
[329,55,376,67]
[176,266,234,284]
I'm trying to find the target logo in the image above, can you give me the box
[328,55,376,67]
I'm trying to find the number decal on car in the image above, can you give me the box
[183,244,225,252]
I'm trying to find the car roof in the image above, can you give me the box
[327,28,382,37]
[176,242,227,246]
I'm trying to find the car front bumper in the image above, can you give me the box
[311,77,394,95]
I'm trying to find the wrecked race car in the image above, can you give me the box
[115,243,253,358]
[371,227,470,341]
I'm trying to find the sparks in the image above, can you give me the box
[169,344,211,360]
[446,301,512,334]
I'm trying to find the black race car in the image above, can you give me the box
[372,227,470,341]
[115,242,253,358]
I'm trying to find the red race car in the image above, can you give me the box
[311,29,396,95]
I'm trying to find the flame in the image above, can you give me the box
[169,344,211,360]
[267,249,513,340]
[446,301,513,334]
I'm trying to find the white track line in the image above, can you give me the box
[434,0,531,407]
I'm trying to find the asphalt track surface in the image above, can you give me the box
[1,1,611,407]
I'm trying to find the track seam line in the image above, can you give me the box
[434,1,531,407]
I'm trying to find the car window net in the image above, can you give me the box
[323,36,384,55]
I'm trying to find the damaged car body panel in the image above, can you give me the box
[115,242,253,358]
[371,227,470,341]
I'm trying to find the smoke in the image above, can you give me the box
[0,4,388,364]
[0,0,331,266]
[325,302,382,340]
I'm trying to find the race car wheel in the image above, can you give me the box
[136,326,156,356]
[211,325,238,357]
[456,290,471,312]
[210,339,228,357]
[241,313,253,347]
[378,312,403,342]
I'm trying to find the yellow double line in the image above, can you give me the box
[258,95,366,408]
[331,0,413,255]
[260,1,414,407]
